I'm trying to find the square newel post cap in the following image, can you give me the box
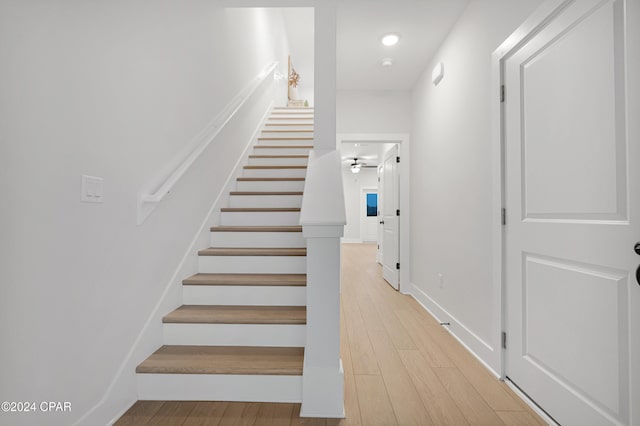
[302,224,345,239]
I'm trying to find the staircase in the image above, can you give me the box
[136,106,314,402]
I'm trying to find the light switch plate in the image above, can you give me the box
[81,175,104,203]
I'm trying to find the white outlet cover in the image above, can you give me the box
[81,175,104,203]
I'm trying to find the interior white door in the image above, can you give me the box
[382,145,399,289]
[504,1,638,425]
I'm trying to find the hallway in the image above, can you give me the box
[117,244,544,425]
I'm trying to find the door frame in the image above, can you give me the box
[491,0,586,420]
[337,133,411,294]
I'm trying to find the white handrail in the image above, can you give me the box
[137,61,279,224]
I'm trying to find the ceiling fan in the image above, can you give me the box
[344,157,377,174]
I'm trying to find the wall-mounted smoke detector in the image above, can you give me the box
[381,58,393,67]
[381,33,400,47]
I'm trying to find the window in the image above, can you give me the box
[366,193,378,217]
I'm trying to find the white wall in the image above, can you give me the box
[409,0,543,372]
[0,3,289,425]
[337,90,411,134]
[342,168,378,242]
[282,8,315,106]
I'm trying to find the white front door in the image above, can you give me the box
[504,1,639,425]
[382,145,399,289]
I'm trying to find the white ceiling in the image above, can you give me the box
[275,2,469,161]
[337,0,469,90]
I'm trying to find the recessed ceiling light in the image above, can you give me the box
[381,58,393,67]
[381,33,400,47]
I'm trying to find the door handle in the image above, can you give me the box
[637,265,640,286]
[380,220,384,225]
[634,242,640,255]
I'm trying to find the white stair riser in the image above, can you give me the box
[243,168,307,178]
[263,126,314,132]
[220,211,300,226]
[198,255,306,274]
[267,119,313,125]
[257,139,314,146]
[183,284,306,305]
[253,147,312,155]
[248,157,308,166]
[236,180,305,191]
[137,374,302,402]
[269,114,314,119]
[229,195,303,208]
[211,231,305,248]
[273,107,313,112]
[260,132,313,139]
[163,323,306,346]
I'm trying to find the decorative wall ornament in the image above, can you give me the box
[288,68,300,88]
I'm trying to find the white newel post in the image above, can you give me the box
[300,149,346,418]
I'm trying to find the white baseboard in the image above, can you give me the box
[409,283,499,377]
[75,102,275,426]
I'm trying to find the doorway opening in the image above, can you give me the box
[337,133,410,293]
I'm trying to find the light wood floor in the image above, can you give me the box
[116,243,545,426]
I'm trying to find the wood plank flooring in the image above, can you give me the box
[117,243,546,425]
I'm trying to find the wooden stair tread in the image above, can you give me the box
[229,191,303,196]
[257,137,314,141]
[198,247,306,256]
[261,130,313,133]
[268,117,313,120]
[237,177,305,181]
[182,273,306,286]
[243,165,307,169]
[249,155,309,158]
[220,207,300,212]
[163,305,307,324]
[210,226,302,232]
[136,345,304,375]
[264,123,313,127]
[271,111,314,115]
[273,106,313,110]
[253,145,313,149]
